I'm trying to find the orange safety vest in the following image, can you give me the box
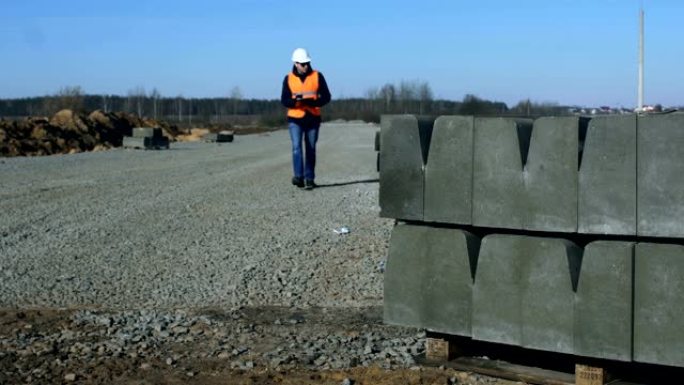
[287,70,321,118]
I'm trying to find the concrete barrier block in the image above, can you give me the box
[424,115,474,225]
[472,234,579,354]
[122,136,152,149]
[132,127,162,138]
[579,116,637,235]
[472,118,532,230]
[379,115,434,221]
[384,223,480,336]
[153,136,170,149]
[521,237,579,353]
[472,234,524,346]
[204,131,234,143]
[638,114,684,237]
[525,116,583,232]
[574,241,634,361]
[634,243,684,367]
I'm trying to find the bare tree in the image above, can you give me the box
[101,94,110,113]
[188,98,192,125]
[125,93,132,113]
[176,95,183,123]
[398,81,417,113]
[128,86,146,117]
[379,83,395,112]
[418,82,433,115]
[213,98,221,123]
[52,85,85,113]
[365,87,379,112]
[230,86,243,115]
[150,88,161,120]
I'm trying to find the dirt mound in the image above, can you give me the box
[0,110,182,157]
[176,128,210,142]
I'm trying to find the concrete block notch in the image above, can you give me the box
[472,234,580,354]
[472,118,532,230]
[574,241,634,361]
[379,115,435,221]
[579,115,637,235]
[525,116,585,232]
[473,116,585,233]
[384,223,480,336]
[424,115,474,225]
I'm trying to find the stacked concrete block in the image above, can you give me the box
[520,235,581,354]
[472,118,531,230]
[379,113,684,368]
[378,115,434,221]
[124,127,169,149]
[637,114,684,237]
[524,116,584,232]
[634,243,684,367]
[132,127,162,139]
[578,115,637,235]
[471,234,580,353]
[574,241,634,361]
[384,223,479,335]
[424,116,474,224]
[203,130,235,143]
[470,234,524,346]
[472,117,583,232]
[122,136,152,149]
[379,113,684,235]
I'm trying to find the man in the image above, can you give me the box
[281,48,331,190]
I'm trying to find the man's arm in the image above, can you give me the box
[280,76,297,108]
[310,72,331,107]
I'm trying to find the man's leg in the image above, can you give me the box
[288,122,304,186]
[303,124,320,188]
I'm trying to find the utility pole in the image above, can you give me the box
[638,4,644,111]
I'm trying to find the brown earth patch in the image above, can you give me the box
[0,110,182,157]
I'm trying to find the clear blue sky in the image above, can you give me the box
[1,0,682,108]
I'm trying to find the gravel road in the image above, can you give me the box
[0,122,388,309]
[0,122,515,384]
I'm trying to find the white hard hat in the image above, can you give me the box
[291,48,311,63]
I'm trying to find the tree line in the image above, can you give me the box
[0,83,572,127]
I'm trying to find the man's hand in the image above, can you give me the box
[299,98,316,107]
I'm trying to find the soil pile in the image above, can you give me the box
[0,110,181,157]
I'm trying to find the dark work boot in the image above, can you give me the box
[291,177,304,188]
[304,179,316,190]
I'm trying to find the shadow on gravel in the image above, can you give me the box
[315,178,379,188]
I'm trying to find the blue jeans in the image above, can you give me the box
[288,121,319,181]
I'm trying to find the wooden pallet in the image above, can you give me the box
[422,333,649,385]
